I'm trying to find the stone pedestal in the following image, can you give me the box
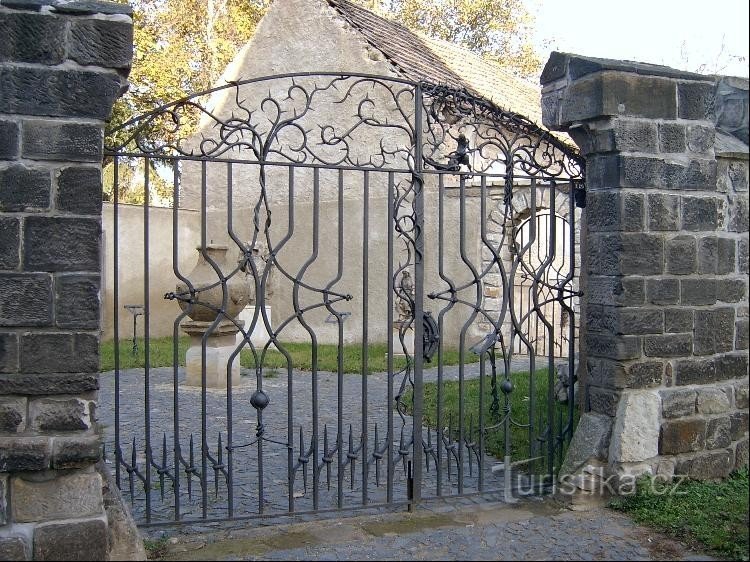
[235,305,273,347]
[392,322,414,357]
[183,320,243,388]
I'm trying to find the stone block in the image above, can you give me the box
[730,411,749,441]
[664,308,692,333]
[697,236,718,274]
[0,273,53,327]
[663,159,717,190]
[0,397,26,433]
[0,120,19,160]
[0,66,123,120]
[0,436,49,471]
[0,217,20,270]
[645,278,679,305]
[739,239,749,273]
[680,278,716,306]
[713,353,749,381]
[0,535,30,561]
[690,449,733,480]
[33,517,108,561]
[52,434,101,469]
[678,81,715,120]
[586,276,644,306]
[559,412,612,475]
[586,191,644,232]
[0,11,66,64]
[737,319,749,349]
[20,332,99,374]
[68,18,133,69]
[620,155,663,188]
[660,418,706,454]
[661,389,696,418]
[0,163,50,211]
[588,386,620,416]
[716,278,747,303]
[587,306,663,335]
[736,439,749,470]
[665,235,697,274]
[55,274,101,330]
[56,166,103,215]
[728,194,749,232]
[586,333,641,360]
[693,307,735,355]
[23,216,100,272]
[609,390,660,463]
[12,471,103,523]
[658,122,686,153]
[0,373,99,395]
[681,196,720,231]
[717,237,736,274]
[613,120,658,152]
[620,233,663,275]
[0,332,19,374]
[686,124,715,154]
[21,120,103,163]
[29,397,92,431]
[674,357,716,386]
[647,193,679,231]
[643,334,692,357]
[696,388,730,414]
[736,382,749,408]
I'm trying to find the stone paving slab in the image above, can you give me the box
[149,497,717,561]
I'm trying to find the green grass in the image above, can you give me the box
[404,370,579,470]
[610,469,750,561]
[100,336,468,373]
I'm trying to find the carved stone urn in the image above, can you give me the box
[176,244,252,388]
[176,244,252,322]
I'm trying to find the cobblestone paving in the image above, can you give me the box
[98,358,546,523]
[151,497,716,561]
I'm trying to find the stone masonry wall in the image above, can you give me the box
[541,53,749,490]
[0,1,133,560]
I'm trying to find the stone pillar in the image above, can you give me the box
[0,1,134,559]
[541,53,749,493]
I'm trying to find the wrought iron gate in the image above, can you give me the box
[102,72,585,525]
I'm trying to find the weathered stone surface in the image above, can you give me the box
[98,461,148,561]
[586,276,644,306]
[0,273,53,327]
[665,235,697,274]
[0,436,49,471]
[705,416,731,449]
[736,382,749,408]
[588,386,620,416]
[716,278,747,303]
[0,11,65,64]
[69,18,133,69]
[728,194,749,232]
[29,397,92,431]
[680,278,716,306]
[678,81,715,120]
[686,124,715,154]
[664,308,692,333]
[559,413,612,475]
[0,217,20,270]
[55,274,100,329]
[613,120,657,152]
[697,236,737,274]
[21,120,103,163]
[646,278,679,305]
[713,353,749,381]
[0,163,50,211]
[586,333,641,360]
[730,411,749,440]
[20,332,99,374]
[586,191,643,232]
[739,239,749,273]
[0,535,30,561]
[52,435,101,469]
[696,388,730,414]
[12,471,103,523]
[660,389,696,418]
[0,332,19,374]
[682,196,721,231]
[586,306,663,335]
[0,120,19,160]
[658,122,685,153]
[660,418,706,454]
[609,390,660,463]
[51,0,133,15]
[736,439,749,470]
[643,334,692,357]
[647,193,679,231]
[0,397,26,433]
[687,450,733,480]
[33,517,108,561]
[0,373,99,395]
[693,307,735,355]
[674,358,716,385]
[56,166,103,215]
[0,66,123,120]
[23,216,100,272]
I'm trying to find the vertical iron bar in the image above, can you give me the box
[113,156,121,489]
[547,188,557,478]
[311,167,320,510]
[200,160,209,518]
[287,166,296,513]
[226,162,234,517]
[436,173,445,496]
[386,171,394,504]
[411,84,425,505]
[336,169,345,509]
[361,170,370,505]
[143,158,152,522]
[171,160,182,521]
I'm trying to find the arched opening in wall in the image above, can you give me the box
[512,211,576,358]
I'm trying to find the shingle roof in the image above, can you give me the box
[326,0,544,128]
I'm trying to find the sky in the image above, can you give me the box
[531,0,749,77]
